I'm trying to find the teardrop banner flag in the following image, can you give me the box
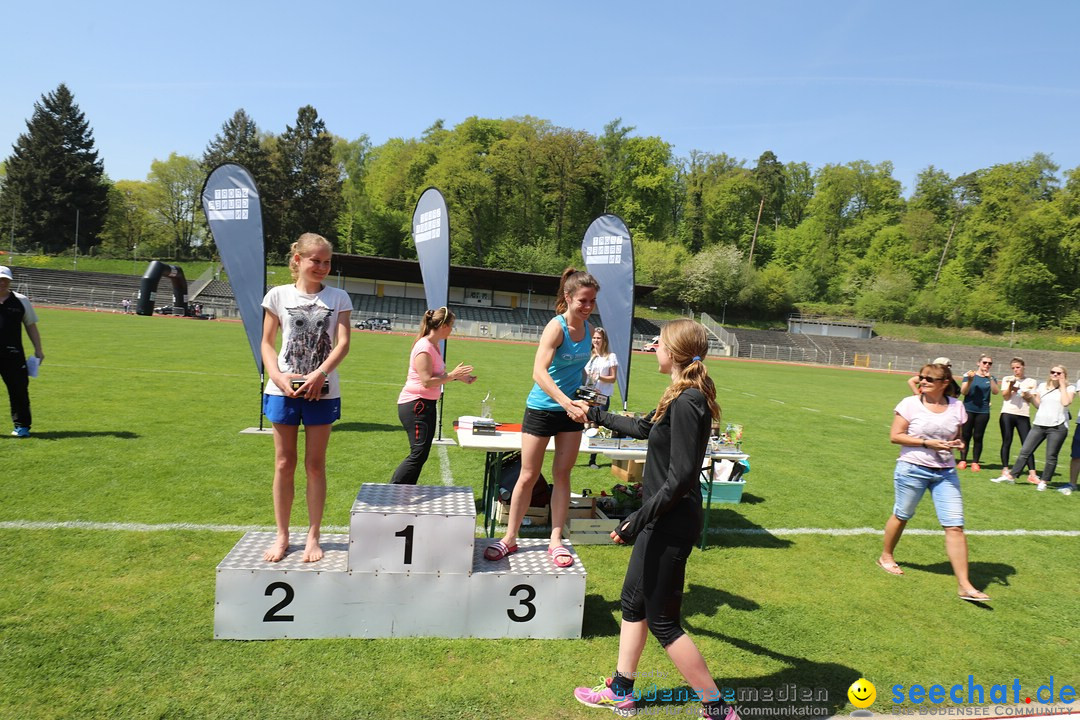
[201,163,266,376]
[582,214,634,408]
[412,187,452,441]
[412,187,450,314]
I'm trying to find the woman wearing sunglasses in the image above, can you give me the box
[957,356,999,471]
[992,366,1074,492]
[877,363,990,601]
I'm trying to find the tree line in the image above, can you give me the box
[2,84,1078,331]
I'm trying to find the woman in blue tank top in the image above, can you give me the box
[485,267,599,568]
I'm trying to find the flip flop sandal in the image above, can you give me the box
[875,557,904,576]
[958,590,991,602]
[548,545,574,568]
[483,539,518,561]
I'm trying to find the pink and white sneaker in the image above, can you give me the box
[574,677,639,716]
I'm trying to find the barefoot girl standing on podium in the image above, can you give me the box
[572,320,734,720]
[260,233,352,563]
[484,267,599,569]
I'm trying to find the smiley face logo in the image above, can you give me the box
[848,678,876,709]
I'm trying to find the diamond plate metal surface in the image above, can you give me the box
[471,541,587,576]
[216,532,350,572]
[352,483,475,516]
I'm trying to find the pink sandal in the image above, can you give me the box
[484,539,518,561]
[548,545,574,568]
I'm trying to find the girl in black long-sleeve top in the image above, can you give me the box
[573,319,734,720]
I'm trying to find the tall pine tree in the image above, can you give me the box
[0,84,109,253]
[201,108,270,184]
[264,105,342,257]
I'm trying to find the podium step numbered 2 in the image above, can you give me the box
[214,484,586,639]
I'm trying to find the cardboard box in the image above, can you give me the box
[611,458,644,482]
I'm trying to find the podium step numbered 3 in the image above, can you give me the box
[215,484,587,639]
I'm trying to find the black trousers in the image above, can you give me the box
[1,347,31,428]
[620,524,694,648]
[390,398,437,485]
[999,413,1035,472]
[960,412,991,463]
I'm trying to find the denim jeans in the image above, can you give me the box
[1010,423,1068,482]
[893,460,964,527]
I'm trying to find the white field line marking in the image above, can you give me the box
[438,445,454,486]
[45,364,399,386]
[801,407,821,413]
[2,520,1076,538]
[769,399,785,404]
[839,415,866,422]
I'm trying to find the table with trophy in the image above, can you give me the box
[458,381,749,547]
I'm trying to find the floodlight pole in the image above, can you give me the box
[73,209,80,270]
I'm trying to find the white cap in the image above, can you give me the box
[932,357,951,366]
[0,266,12,281]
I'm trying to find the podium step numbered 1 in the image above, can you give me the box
[214,484,587,639]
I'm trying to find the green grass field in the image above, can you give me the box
[2,309,1078,719]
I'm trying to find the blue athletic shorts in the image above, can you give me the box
[263,394,341,426]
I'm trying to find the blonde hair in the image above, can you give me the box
[591,327,610,357]
[418,306,455,341]
[554,267,600,314]
[652,319,720,424]
[288,233,333,279]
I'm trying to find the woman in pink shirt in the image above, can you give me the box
[391,307,476,484]
[877,362,991,602]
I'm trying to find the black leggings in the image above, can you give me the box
[999,413,1035,473]
[1,348,31,428]
[960,412,991,463]
[621,525,694,648]
[390,398,437,485]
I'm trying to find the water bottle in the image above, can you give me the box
[481,391,494,420]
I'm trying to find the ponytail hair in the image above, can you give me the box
[288,232,333,279]
[418,306,455,341]
[554,267,600,314]
[652,319,720,424]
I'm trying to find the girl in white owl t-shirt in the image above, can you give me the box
[260,233,352,563]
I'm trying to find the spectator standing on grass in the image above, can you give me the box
[0,266,44,438]
[957,355,999,471]
[992,366,1074,492]
[584,326,618,469]
[572,319,736,719]
[996,357,1039,484]
[877,362,990,602]
[260,233,352,564]
[1065,395,1080,496]
[390,306,475,485]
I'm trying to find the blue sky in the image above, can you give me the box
[4,1,1078,194]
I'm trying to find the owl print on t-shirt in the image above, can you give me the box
[283,303,333,374]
